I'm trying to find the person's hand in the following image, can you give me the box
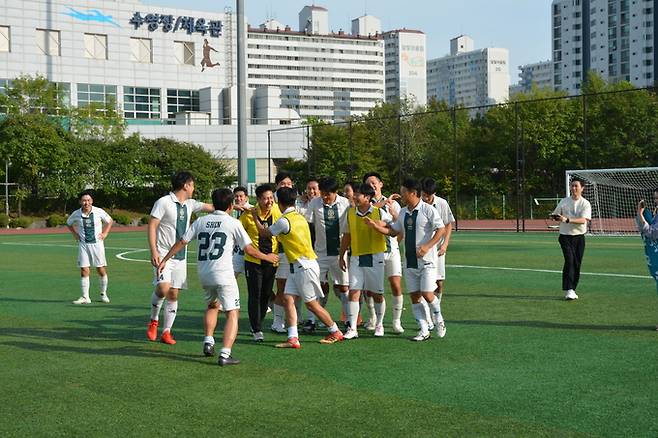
[265,253,279,264]
[438,244,447,257]
[157,260,166,275]
[638,200,646,215]
[363,217,376,227]
[233,204,245,213]
[416,245,429,258]
[389,193,401,202]
[250,207,259,220]
[151,252,161,268]
[98,232,107,241]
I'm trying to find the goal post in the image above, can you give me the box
[565,167,658,235]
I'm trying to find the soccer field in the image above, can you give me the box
[1,231,657,437]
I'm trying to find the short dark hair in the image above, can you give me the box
[275,172,292,185]
[307,177,319,184]
[276,187,297,208]
[401,178,422,197]
[79,189,94,200]
[362,172,382,184]
[255,183,274,199]
[172,171,194,191]
[211,188,234,211]
[355,183,375,199]
[420,177,437,195]
[570,177,586,187]
[343,181,357,191]
[318,177,338,193]
[233,186,247,195]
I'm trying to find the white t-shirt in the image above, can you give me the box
[392,200,445,268]
[552,196,591,236]
[232,201,253,255]
[150,192,206,259]
[427,195,455,247]
[67,206,112,243]
[373,196,401,253]
[182,210,252,286]
[304,195,350,257]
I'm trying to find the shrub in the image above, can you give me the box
[10,217,33,228]
[46,214,67,227]
[0,213,9,228]
[140,215,150,225]
[112,213,131,226]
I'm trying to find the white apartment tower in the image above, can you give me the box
[383,29,427,106]
[552,0,657,94]
[518,60,555,92]
[299,5,329,35]
[351,15,381,38]
[426,36,510,108]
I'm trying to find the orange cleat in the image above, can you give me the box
[275,337,301,349]
[147,320,158,341]
[319,330,344,344]
[160,330,176,345]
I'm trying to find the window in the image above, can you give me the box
[36,29,60,56]
[174,41,194,65]
[0,26,9,52]
[77,83,117,108]
[123,87,160,119]
[130,37,152,63]
[84,33,107,60]
[166,89,199,118]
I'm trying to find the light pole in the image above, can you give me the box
[4,160,10,225]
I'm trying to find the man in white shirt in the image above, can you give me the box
[66,190,113,305]
[367,178,447,341]
[157,188,278,366]
[231,186,253,277]
[146,172,214,345]
[551,177,592,300]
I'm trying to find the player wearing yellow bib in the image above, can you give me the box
[254,187,344,348]
[339,184,393,339]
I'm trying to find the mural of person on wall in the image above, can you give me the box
[201,39,220,72]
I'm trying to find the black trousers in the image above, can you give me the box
[558,234,586,291]
[245,261,276,333]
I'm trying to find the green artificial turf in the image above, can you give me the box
[0,231,656,437]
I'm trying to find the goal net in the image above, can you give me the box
[566,167,658,235]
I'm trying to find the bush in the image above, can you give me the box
[0,213,8,228]
[9,217,33,228]
[112,213,131,226]
[140,215,150,225]
[46,214,67,227]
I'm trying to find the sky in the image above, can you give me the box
[141,0,553,84]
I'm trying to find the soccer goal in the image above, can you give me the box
[566,167,658,235]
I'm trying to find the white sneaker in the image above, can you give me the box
[364,319,376,331]
[270,323,286,333]
[428,321,435,331]
[564,289,579,300]
[253,331,264,342]
[374,324,384,337]
[412,330,431,342]
[392,320,404,334]
[343,328,359,340]
[436,321,446,338]
[72,296,91,305]
[100,294,110,303]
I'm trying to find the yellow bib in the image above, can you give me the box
[277,210,317,263]
[348,206,387,256]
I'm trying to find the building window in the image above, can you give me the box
[36,29,60,56]
[166,89,199,118]
[130,37,152,63]
[77,83,117,108]
[174,41,195,65]
[84,33,107,60]
[124,87,160,119]
[0,26,10,52]
[56,83,71,108]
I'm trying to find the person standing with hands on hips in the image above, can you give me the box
[551,177,592,301]
[636,189,658,331]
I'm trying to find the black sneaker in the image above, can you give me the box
[203,342,215,357]
[302,319,316,333]
[218,355,240,366]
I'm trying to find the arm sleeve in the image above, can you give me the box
[190,199,206,214]
[98,208,112,223]
[269,217,291,236]
[235,223,253,250]
[429,207,445,230]
[303,199,315,223]
[444,201,456,224]
[380,208,393,224]
[66,211,77,226]
[150,198,165,220]
[581,201,592,220]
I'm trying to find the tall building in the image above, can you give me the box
[383,29,427,106]
[552,0,657,94]
[351,15,381,38]
[517,60,554,92]
[426,35,510,108]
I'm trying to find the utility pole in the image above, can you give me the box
[236,0,247,186]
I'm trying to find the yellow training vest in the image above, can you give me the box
[348,206,387,256]
[240,204,281,264]
[277,210,317,263]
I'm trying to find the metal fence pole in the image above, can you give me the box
[514,102,520,233]
[348,120,353,180]
[582,94,588,169]
[452,107,458,231]
[267,130,271,183]
[397,113,403,185]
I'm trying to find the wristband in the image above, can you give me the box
[566,218,570,223]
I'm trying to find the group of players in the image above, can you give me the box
[65,170,455,366]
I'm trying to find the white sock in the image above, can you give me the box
[220,347,231,359]
[328,322,338,334]
[287,325,299,339]
[428,296,443,324]
[80,276,90,299]
[99,275,108,295]
[392,295,403,322]
[273,304,284,326]
[367,296,376,323]
[412,303,429,334]
[162,300,178,332]
[150,292,164,321]
[436,292,443,304]
[374,299,386,326]
[204,336,215,345]
[347,301,360,331]
[420,297,432,325]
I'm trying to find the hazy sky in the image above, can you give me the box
[142,0,553,84]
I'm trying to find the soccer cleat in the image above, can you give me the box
[275,337,301,349]
[319,330,344,344]
[160,330,176,345]
[436,321,446,338]
[253,331,264,342]
[203,342,215,357]
[100,294,110,303]
[302,319,316,333]
[270,323,286,334]
[146,320,159,341]
[392,320,405,334]
[343,328,359,340]
[72,296,91,305]
[412,331,431,342]
[374,324,384,337]
[564,289,579,300]
[218,355,240,367]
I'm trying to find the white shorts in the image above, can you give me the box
[78,241,107,268]
[317,254,349,286]
[232,252,245,274]
[349,253,385,294]
[203,283,240,311]
[436,254,446,281]
[284,260,325,303]
[153,258,188,290]
[404,263,438,293]
[384,249,402,278]
[275,252,289,280]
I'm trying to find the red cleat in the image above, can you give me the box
[160,330,176,345]
[147,320,158,341]
[319,330,344,344]
[275,337,301,349]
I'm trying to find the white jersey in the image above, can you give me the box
[373,196,401,253]
[304,195,350,257]
[427,195,455,246]
[67,206,112,243]
[150,192,206,260]
[392,200,444,268]
[232,201,253,256]
[182,210,252,287]
[552,196,591,236]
